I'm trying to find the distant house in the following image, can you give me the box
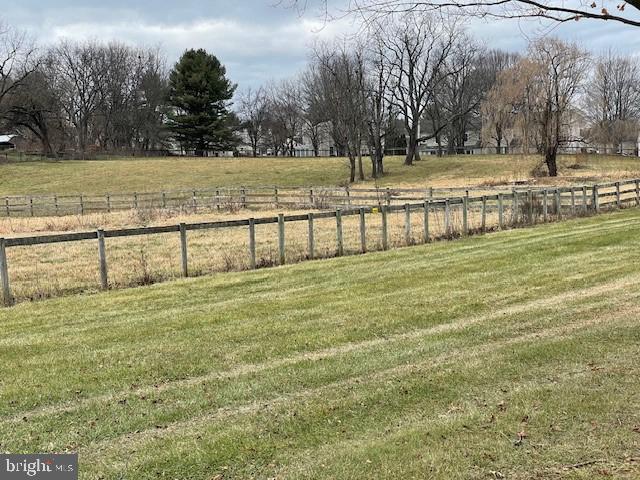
[0,134,18,151]
[416,115,485,155]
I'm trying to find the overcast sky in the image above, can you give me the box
[6,0,640,90]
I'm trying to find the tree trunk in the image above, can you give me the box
[404,123,419,166]
[545,145,558,177]
[375,138,384,176]
[357,150,365,181]
[349,156,356,183]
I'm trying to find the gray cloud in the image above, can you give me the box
[5,1,640,89]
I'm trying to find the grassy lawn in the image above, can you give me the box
[1,209,639,478]
[1,154,640,195]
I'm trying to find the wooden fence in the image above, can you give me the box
[1,179,638,306]
[0,184,564,217]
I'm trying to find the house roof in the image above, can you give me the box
[0,134,16,143]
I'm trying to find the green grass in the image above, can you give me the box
[1,209,640,479]
[1,154,640,195]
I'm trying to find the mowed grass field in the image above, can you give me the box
[1,209,639,479]
[1,154,640,195]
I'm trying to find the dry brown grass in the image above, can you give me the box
[1,182,633,304]
[1,205,494,302]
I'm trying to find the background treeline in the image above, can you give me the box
[237,14,640,178]
[1,33,169,156]
[0,22,238,159]
[1,14,639,178]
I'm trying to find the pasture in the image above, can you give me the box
[1,153,640,195]
[2,179,633,304]
[1,209,639,479]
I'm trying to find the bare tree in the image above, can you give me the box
[131,48,169,152]
[432,33,487,155]
[377,13,461,165]
[583,51,640,152]
[49,41,107,156]
[238,86,269,156]
[267,79,304,156]
[300,66,328,157]
[530,38,589,175]
[312,42,368,181]
[364,33,396,177]
[479,51,524,154]
[289,0,640,29]
[0,21,38,115]
[3,65,66,155]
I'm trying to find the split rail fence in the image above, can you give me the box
[0,184,563,217]
[1,179,639,306]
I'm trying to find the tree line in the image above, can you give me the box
[1,14,639,178]
[236,13,640,179]
[0,21,237,158]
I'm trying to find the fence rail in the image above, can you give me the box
[1,179,638,306]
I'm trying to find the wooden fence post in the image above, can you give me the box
[274,187,279,208]
[570,187,576,215]
[309,188,314,208]
[359,207,366,253]
[635,179,640,206]
[30,197,34,217]
[179,223,188,277]
[462,197,468,235]
[162,191,167,209]
[528,189,534,224]
[543,190,548,222]
[4,198,9,217]
[307,213,315,260]
[193,190,198,212]
[423,200,430,243]
[381,206,389,250]
[278,214,285,265]
[336,209,344,256]
[582,186,588,213]
[97,229,108,290]
[248,218,256,269]
[481,196,487,231]
[134,192,138,210]
[0,238,12,306]
[345,187,351,207]
[385,188,391,207]
[215,189,221,211]
[444,199,451,234]
[498,194,504,229]
[404,203,411,245]
[615,182,621,208]
[555,189,561,218]
[512,190,518,225]
[593,185,600,213]
[106,194,111,213]
[79,195,84,215]
[241,187,247,209]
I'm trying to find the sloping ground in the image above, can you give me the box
[1,209,639,479]
[1,153,639,195]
